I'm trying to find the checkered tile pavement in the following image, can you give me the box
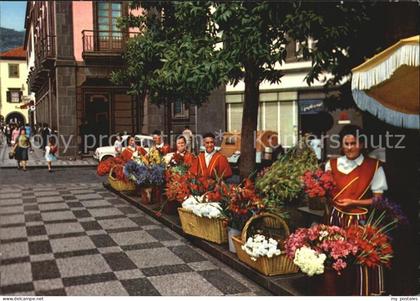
[0,183,269,296]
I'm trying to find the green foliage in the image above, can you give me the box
[256,140,319,204]
[113,1,372,175]
[112,1,230,106]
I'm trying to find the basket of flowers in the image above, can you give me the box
[123,158,166,204]
[97,157,135,192]
[177,177,230,244]
[108,165,136,192]
[223,179,265,253]
[232,213,299,276]
[302,169,335,211]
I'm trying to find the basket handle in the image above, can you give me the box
[241,213,290,243]
[109,166,116,180]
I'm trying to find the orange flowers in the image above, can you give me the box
[96,154,131,182]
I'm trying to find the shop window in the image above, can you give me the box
[7,89,22,103]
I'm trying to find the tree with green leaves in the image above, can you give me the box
[113,1,371,177]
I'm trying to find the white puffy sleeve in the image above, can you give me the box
[370,166,388,193]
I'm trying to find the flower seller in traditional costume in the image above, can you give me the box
[151,130,171,156]
[325,124,388,296]
[166,135,195,167]
[190,132,232,180]
[120,135,146,161]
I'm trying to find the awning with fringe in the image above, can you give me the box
[351,35,419,129]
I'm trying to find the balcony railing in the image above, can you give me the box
[82,30,137,53]
[35,35,56,67]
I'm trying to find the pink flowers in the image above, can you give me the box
[285,224,358,274]
[302,169,335,198]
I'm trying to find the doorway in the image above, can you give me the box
[84,93,110,148]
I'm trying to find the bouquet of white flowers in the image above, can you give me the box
[293,246,327,276]
[182,195,224,219]
[241,234,281,261]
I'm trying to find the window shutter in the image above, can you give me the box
[6,91,11,103]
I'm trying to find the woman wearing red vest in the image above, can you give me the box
[326,125,388,296]
[173,135,194,166]
[190,132,232,180]
[121,135,147,160]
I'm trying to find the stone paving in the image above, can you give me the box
[0,181,270,296]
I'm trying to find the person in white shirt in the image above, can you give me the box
[114,134,123,154]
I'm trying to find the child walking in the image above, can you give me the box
[45,137,58,172]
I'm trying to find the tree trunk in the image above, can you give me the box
[239,63,260,178]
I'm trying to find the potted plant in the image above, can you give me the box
[256,141,318,205]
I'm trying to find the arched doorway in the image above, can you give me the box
[5,112,25,126]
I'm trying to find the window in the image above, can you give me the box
[8,64,19,78]
[172,101,189,119]
[96,1,123,50]
[7,89,22,103]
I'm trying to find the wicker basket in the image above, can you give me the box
[108,167,136,192]
[232,213,299,276]
[178,207,228,244]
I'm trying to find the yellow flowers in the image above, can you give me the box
[136,147,164,166]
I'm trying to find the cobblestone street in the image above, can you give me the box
[0,168,270,296]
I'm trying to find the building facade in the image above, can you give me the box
[24,1,225,157]
[0,47,31,126]
[225,44,362,157]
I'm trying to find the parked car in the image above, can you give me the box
[93,134,154,161]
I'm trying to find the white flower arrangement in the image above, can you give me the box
[293,246,326,276]
[241,234,281,261]
[182,195,224,219]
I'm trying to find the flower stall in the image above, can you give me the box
[99,135,409,296]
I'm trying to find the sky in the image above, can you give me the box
[0,1,27,31]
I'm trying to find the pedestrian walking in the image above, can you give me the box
[5,124,12,146]
[45,136,58,172]
[13,128,31,171]
[11,125,20,147]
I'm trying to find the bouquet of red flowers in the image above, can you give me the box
[302,169,335,198]
[224,179,265,230]
[164,172,228,203]
[165,171,194,202]
[346,224,393,268]
[302,169,335,210]
[285,224,358,276]
[97,156,129,182]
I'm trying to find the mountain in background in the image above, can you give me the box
[0,27,25,53]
